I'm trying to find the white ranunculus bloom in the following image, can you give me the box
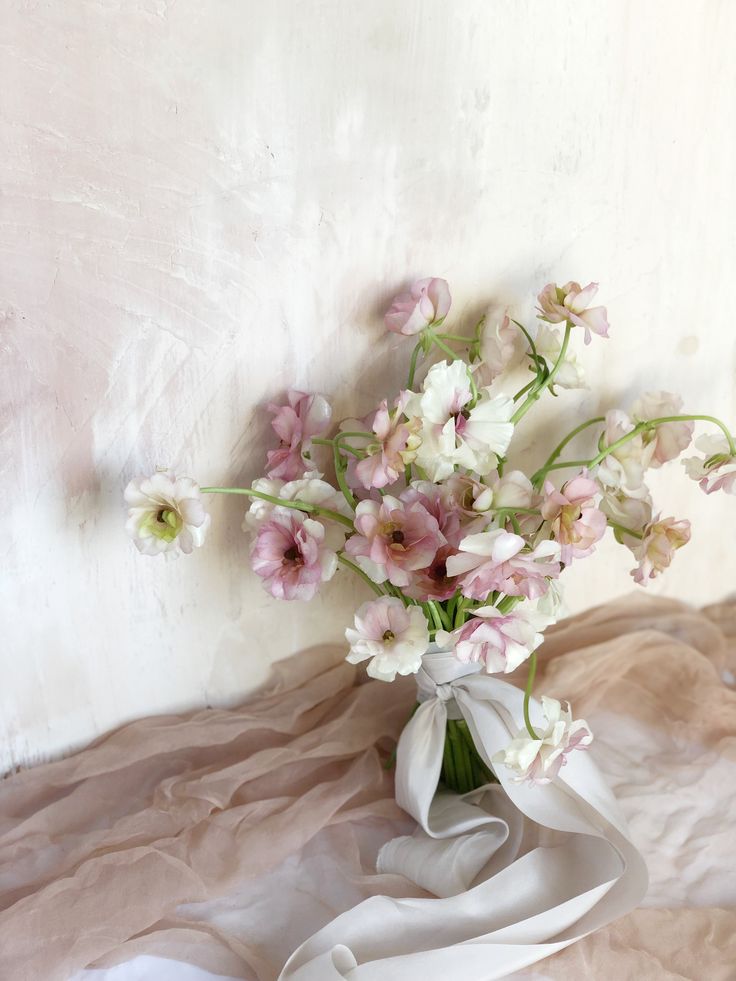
[345,597,430,682]
[407,361,515,480]
[495,696,593,784]
[125,470,210,557]
[242,474,349,551]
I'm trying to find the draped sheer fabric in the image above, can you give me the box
[1,596,735,980]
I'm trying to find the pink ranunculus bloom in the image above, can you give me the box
[404,545,460,602]
[684,434,736,495]
[251,511,338,601]
[400,481,463,549]
[266,390,332,481]
[446,528,561,602]
[355,394,418,490]
[495,696,593,785]
[345,597,430,682]
[384,277,451,336]
[631,516,691,585]
[438,605,547,674]
[630,391,694,467]
[541,474,607,564]
[536,281,610,344]
[345,495,445,588]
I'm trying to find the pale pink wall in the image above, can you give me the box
[2,0,735,771]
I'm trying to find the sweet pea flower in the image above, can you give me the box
[345,496,445,587]
[537,281,610,344]
[406,361,514,480]
[125,471,210,557]
[251,511,338,601]
[541,474,606,564]
[345,597,430,682]
[266,390,332,481]
[534,324,586,389]
[495,696,593,784]
[385,277,451,336]
[684,434,736,495]
[630,391,693,467]
[436,605,548,674]
[446,528,561,601]
[480,314,519,379]
[631,516,691,585]
[600,489,653,550]
[596,410,651,498]
[355,394,419,490]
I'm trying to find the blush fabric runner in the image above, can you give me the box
[1,596,735,981]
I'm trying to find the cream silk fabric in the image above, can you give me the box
[279,651,648,980]
[1,596,735,980]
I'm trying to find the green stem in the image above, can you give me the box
[311,437,365,459]
[512,378,537,403]
[510,325,572,425]
[523,650,539,740]
[200,487,354,528]
[532,416,606,487]
[332,440,357,510]
[430,333,460,361]
[426,600,447,632]
[436,332,470,343]
[607,521,643,541]
[337,554,386,595]
[407,341,422,390]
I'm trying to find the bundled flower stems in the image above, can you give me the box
[126,277,736,791]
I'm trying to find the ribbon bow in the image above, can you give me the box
[280,651,647,980]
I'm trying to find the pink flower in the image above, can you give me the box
[251,511,338,600]
[480,314,519,378]
[385,277,451,335]
[355,394,419,490]
[266,390,332,481]
[345,495,445,587]
[404,545,460,602]
[541,474,606,564]
[684,434,736,495]
[345,597,430,682]
[630,391,693,467]
[446,529,561,601]
[437,605,547,674]
[400,481,463,548]
[496,697,593,785]
[631,516,691,585]
[537,281,609,344]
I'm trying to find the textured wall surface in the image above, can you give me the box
[2,0,735,772]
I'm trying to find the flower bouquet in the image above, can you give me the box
[125,276,736,794]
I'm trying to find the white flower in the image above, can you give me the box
[125,470,210,556]
[596,410,651,498]
[406,361,514,480]
[535,324,586,390]
[533,579,566,627]
[437,603,549,674]
[242,475,350,551]
[495,696,593,784]
[345,597,430,682]
[629,391,693,467]
[600,489,653,550]
[684,433,736,495]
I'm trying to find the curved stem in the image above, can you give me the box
[510,325,571,425]
[523,651,539,740]
[311,437,365,459]
[200,487,354,528]
[407,341,422,390]
[430,332,459,361]
[607,520,643,541]
[337,554,385,596]
[532,416,605,487]
[333,440,357,510]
